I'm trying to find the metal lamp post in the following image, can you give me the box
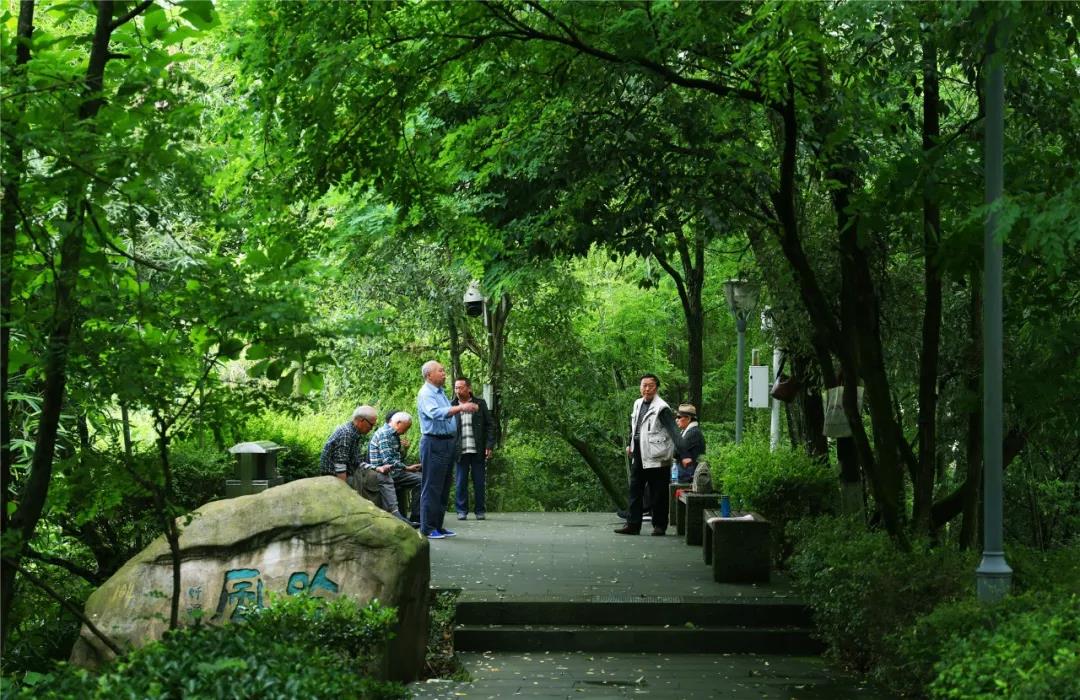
[725,279,759,444]
[976,21,1012,602]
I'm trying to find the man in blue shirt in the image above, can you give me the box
[416,360,477,539]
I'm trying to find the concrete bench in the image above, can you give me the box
[676,491,718,545]
[703,510,771,583]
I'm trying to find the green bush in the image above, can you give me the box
[10,595,406,700]
[167,441,231,508]
[885,540,1080,696]
[1004,541,1080,595]
[928,592,1080,700]
[788,515,975,675]
[487,431,614,512]
[243,407,346,482]
[713,441,837,564]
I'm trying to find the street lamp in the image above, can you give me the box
[976,22,1011,602]
[725,279,759,444]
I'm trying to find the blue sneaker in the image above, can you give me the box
[438,528,457,537]
[426,531,446,540]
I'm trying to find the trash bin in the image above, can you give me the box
[225,441,286,497]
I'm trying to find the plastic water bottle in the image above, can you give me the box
[720,494,731,517]
[671,463,679,482]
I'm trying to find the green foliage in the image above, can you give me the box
[713,441,837,564]
[927,592,1080,700]
[0,575,88,677]
[9,595,406,700]
[486,435,612,513]
[788,515,975,674]
[426,590,468,682]
[166,442,231,509]
[242,406,347,482]
[1005,542,1080,596]
[889,581,1080,698]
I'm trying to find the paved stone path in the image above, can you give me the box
[409,512,893,699]
[426,512,797,600]
[412,651,887,699]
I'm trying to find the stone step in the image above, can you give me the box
[454,598,813,629]
[453,623,824,655]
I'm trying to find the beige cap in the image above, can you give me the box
[677,404,697,418]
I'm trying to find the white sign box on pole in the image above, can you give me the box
[748,365,770,408]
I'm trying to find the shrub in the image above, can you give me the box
[427,589,468,681]
[713,441,837,564]
[11,595,406,700]
[487,431,614,512]
[788,515,975,675]
[167,441,232,508]
[243,407,346,482]
[928,592,1080,700]
[1004,541,1080,595]
[884,540,1080,696]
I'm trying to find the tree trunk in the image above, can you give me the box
[486,293,511,446]
[1,0,34,572]
[793,355,828,458]
[931,427,1025,530]
[1,0,128,651]
[558,429,627,510]
[914,28,942,533]
[447,309,463,380]
[835,173,907,541]
[653,226,705,412]
[154,421,183,630]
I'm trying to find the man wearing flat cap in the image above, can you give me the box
[675,404,706,482]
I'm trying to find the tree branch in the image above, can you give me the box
[109,0,155,31]
[3,557,122,656]
[481,1,766,105]
[24,548,103,585]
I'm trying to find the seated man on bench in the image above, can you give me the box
[368,411,423,527]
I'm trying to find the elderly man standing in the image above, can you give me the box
[320,406,377,492]
[368,411,423,526]
[615,374,683,536]
[452,377,496,521]
[417,361,477,540]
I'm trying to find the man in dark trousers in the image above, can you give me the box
[675,403,706,482]
[452,377,495,521]
[616,374,684,536]
[417,360,477,539]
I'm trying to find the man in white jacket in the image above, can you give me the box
[615,374,684,536]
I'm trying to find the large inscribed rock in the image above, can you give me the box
[71,476,429,681]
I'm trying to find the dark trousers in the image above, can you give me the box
[393,470,422,521]
[627,450,670,530]
[455,452,486,516]
[420,436,456,535]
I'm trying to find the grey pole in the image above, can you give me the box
[735,317,746,444]
[976,20,1012,602]
[770,346,782,451]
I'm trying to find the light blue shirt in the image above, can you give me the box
[417,381,456,436]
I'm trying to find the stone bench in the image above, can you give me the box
[668,482,691,524]
[676,491,718,545]
[702,509,771,583]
